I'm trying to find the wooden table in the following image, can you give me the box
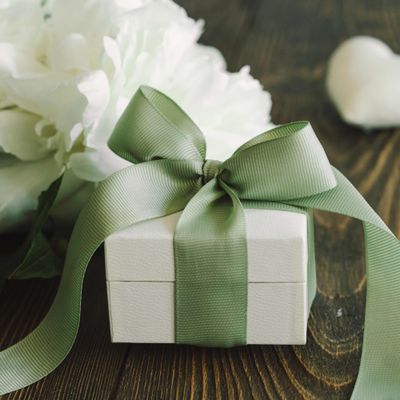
[1,1,399,399]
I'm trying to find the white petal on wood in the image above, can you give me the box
[326,36,400,129]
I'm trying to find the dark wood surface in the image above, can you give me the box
[1,0,400,399]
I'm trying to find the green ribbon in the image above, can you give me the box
[0,86,399,399]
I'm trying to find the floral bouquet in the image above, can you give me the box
[0,0,272,283]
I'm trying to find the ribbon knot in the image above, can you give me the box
[202,159,222,184]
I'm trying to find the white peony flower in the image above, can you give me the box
[0,0,272,232]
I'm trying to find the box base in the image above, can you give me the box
[107,281,308,345]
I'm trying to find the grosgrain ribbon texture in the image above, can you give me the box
[0,86,399,399]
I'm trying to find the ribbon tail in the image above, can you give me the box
[287,167,400,400]
[0,159,199,395]
[174,179,247,347]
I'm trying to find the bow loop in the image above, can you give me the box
[108,86,206,164]
[221,121,337,201]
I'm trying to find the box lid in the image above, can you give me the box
[105,209,307,283]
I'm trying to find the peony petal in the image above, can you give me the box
[50,169,95,227]
[54,168,87,203]
[47,33,91,72]
[69,145,130,182]
[103,36,122,78]
[326,36,400,129]
[0,0,44,51]
[77,70,110,128]
[50,0,112,38]
[107,1,272,161]
[0,155,63,232]
[115,0,152,10]
[0,109,50,161]
[0,72,87,137]
[48,0,114,65]
[0,43,47,78]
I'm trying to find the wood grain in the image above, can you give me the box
[1,0,399,399]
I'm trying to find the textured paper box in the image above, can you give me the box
[105,209,311,345]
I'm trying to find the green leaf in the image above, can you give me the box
[0,175,64,285]
[11,233,62,279]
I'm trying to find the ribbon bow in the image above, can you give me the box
[109,87,336,346]
[1,87,399,400]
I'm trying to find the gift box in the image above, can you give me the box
[105,206,315,345]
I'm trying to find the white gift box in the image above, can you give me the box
[105,208,314,345]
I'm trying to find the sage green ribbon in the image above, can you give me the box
[0,86,399,399]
